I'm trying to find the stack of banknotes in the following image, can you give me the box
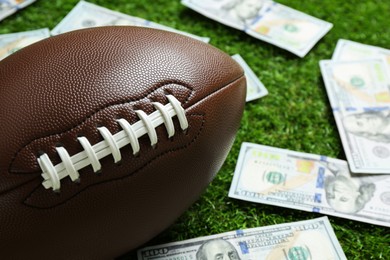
[2,1,389,259]
[144,139,388,259]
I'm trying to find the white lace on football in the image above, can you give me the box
[38,95,188,191]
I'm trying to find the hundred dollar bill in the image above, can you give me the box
[229,142,390,227]
[181,0,332,57]
[332,39,390,66]
[51,1,209,43]
[138,217,346,260]
[0,0,35,21]
[320,59,390,174]
[0,28,50,60]
[231,54,268,102]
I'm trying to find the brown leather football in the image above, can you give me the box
[0,26,246,259]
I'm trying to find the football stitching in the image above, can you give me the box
[39,95,189,191]
[22,75,246,208]
[8,82,193,174]
[6,75,244,205]
[23,113,205,209]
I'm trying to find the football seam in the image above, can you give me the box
[23,113,206,209]
[8,81,193,175]
[22,74,245,209]
[8,73,244,175]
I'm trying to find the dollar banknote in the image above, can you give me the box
[51,1,209,43]
[231,54,268,102]
[181,0,332,57]
[332,39,390,66]
[0,0,35,21]
[229,142,390,227]
[138,217,346,260]
[0,28,50,60]
[320,59,390,174]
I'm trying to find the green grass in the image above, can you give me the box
[2,0,389,259]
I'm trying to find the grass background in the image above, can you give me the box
[1,0,389,259]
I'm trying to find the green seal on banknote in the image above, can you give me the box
[380,192,390,205]
[284,23,299,33]
[288,246,310,260]
[265,171,285,184]
[372,146,390,158]
[350,76,365,88]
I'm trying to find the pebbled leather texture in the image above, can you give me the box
[0,26,246,259]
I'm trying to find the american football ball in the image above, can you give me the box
[0,26,246,259]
